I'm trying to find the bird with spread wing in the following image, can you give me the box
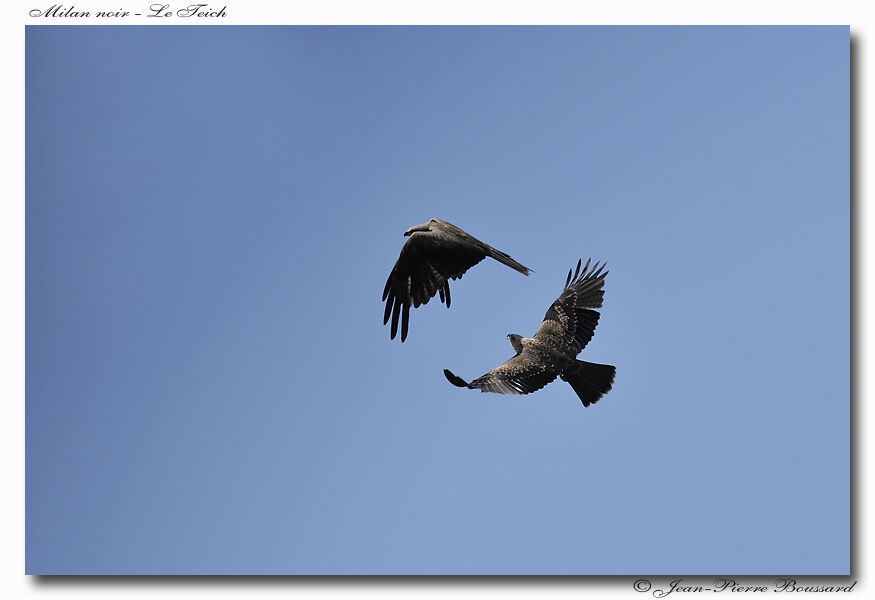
[443,258,616,407]
[382,218,531,342]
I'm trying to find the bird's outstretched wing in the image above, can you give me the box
[532,258,608,356]
[382,220,530,342]
[443,349,559,395]
[383,233,486,342]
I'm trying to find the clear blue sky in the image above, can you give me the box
[26,26,849,575]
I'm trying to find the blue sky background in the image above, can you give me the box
[26,26,849,575]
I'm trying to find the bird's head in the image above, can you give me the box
[507,333,524,354]
[403,219,435,237]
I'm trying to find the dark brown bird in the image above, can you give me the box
[443,258,615,407]
[382,218,531,342]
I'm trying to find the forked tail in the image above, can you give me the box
[560,360,616,407]
[486,247,532,276]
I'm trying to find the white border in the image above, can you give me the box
[3,1,869,598]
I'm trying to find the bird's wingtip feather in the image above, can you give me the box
[443,369,469,388]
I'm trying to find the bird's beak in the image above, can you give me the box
[404,224,429,237]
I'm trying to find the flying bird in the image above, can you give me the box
[443,258,615,407]
[383,218,531,342]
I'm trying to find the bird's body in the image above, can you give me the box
[382,218,531,342]
[444,258,616,407]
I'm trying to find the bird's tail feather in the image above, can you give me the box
[560,360,616,407]
[443,369,470,388]
[487,247,532,276]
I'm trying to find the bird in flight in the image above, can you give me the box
[383,218,531,342]
[443,258,615,407]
